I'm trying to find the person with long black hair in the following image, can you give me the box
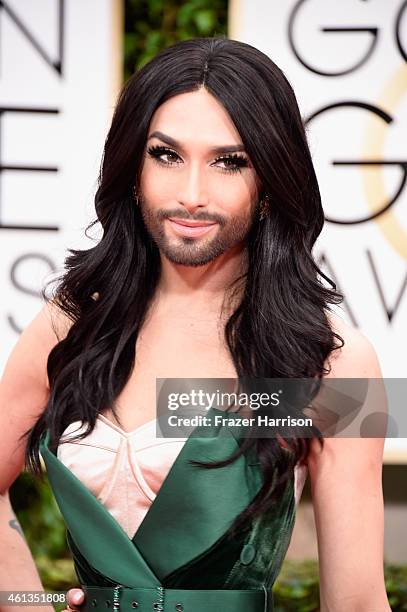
[0,37,390,611]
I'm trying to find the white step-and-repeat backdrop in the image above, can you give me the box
[0,2,121,366]
[230,0,407,461]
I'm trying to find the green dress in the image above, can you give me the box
[39,408,297,611]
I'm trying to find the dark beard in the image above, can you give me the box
[140,205,255,267]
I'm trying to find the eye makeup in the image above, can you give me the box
[146,144,250,175]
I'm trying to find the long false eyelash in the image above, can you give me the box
[147,145,179,165]
[218,153,249,173]
[146,145,249,174]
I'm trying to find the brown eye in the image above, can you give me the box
[147,145,180,166]
[214,154,249,174]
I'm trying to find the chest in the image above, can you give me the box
[102,310,238,431]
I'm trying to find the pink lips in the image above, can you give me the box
[167,218,217,238]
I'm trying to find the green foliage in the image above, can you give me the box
[273,560,320,611]
[273,560,407,611]
[10,470,76,600]
[10,471,67,559]
[385,565,407,611]
[34,557,76,591]
[124,0,228,78]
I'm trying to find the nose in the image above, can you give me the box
[177,161,209,215]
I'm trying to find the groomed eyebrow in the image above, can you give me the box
[147,130,246,155]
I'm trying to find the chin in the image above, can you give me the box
[163,251,219,267]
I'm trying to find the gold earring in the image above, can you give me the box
[133,186,140,205]
[259,194,270,220]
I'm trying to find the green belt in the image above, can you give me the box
[81,584,272,612]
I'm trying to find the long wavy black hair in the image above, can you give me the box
[25,36,343,533]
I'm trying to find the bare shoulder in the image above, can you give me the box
[0,299,74,491]
[324,310,383,379]
[306,310,385,462]
[0,297,74,401]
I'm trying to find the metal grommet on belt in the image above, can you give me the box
[131,603,139,609]
[91,599,97,608]
[175,604,184,611]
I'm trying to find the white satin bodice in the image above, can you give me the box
[57,414,308,538]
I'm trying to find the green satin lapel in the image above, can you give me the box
[40,408,263,586]
[133,418,263,580]
[40,429,160,588]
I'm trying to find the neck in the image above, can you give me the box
[154,244,248,316]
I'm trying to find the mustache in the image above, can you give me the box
[157,208,227,227]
